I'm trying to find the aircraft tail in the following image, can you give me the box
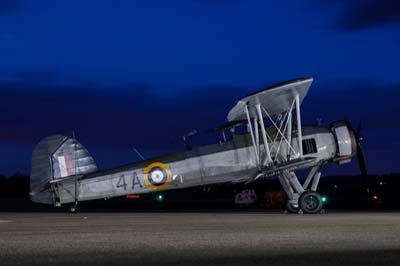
[30,135,98,204]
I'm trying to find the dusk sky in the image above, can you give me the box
[0,0,399,176]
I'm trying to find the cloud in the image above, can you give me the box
[0,77,399,174]
[0,80,245,150]
[2,77,399,150]
[302,80,400,132]
[0,77,246,174]
[335,0,400,30]
[0,69,61,82]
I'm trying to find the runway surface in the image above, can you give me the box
[1,211,400,266]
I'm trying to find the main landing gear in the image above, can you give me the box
[298,191,323,214]
[279,163,326,214]
[285,191,324,214]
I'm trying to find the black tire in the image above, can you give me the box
[299,191,323,214]
[286,201,299,213]
[68,206,77,213]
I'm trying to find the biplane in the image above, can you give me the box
[29,77,366,213]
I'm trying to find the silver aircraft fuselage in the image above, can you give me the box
[53,125,349,205]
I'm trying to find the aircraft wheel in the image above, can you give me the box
[286,201,299,213]
[299,191,323,214]
[69,205,77,213]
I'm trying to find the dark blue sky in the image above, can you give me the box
[0,0,399,176]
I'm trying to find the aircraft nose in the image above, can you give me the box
[330,120,357,164]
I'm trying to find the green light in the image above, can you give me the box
[321,196,327,203]
[156,194,164,202]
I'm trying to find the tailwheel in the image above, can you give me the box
[286,201,299,213]
[68,205,78,213]
[299,191,323,214]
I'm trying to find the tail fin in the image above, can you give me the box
[30,135,98,204]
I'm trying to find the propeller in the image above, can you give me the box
[353,121,369,193]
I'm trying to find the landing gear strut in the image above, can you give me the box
[68,199,79,213]
[279,163,325,214]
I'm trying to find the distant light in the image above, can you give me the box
[126,194,140,199]
[156,194,164,202]
[321,196,327,203]
[373,195,379,201]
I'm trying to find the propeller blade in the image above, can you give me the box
[357,142,367,178]
[353,120,369,194]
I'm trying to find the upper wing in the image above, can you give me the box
[208,119,247,133]
[227,77,313,122]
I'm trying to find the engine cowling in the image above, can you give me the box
[330,121,357,164]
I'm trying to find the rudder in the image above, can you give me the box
[30,135,98,205]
